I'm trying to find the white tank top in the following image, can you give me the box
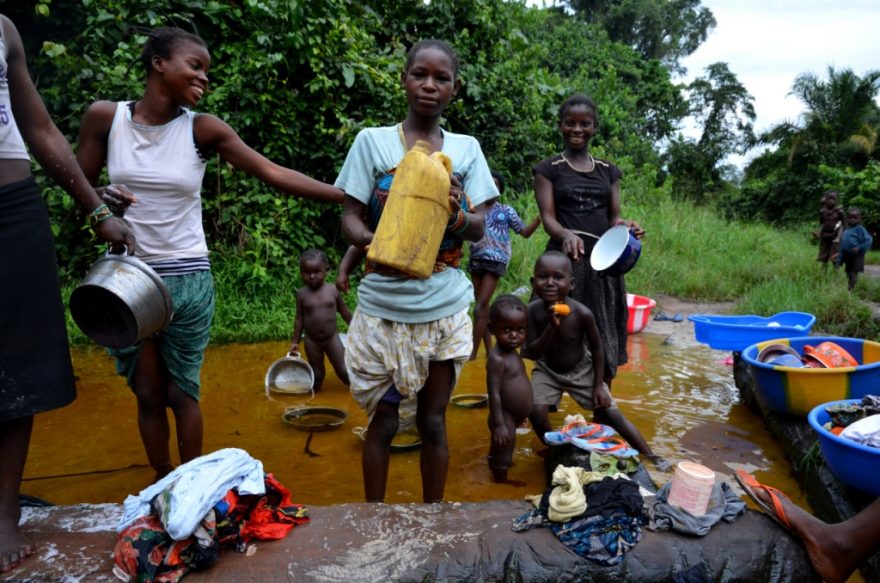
[0,36,30,161]
[107,101,208,263]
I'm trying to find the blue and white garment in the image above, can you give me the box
[468,202,526,265]
[118,448,265,540]
[335,124,497,323]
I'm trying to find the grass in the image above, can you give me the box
[62,191,880,345]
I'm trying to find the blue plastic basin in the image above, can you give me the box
[688,311,816,352]
[742,336,880,416]
[808,399,880,497]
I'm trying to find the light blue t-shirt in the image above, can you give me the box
[335,125,498,323]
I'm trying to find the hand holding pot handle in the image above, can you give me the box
[618,218,645,240]
[96,216,136,256]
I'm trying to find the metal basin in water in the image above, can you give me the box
[70,254,173,348]
[265,356,314,394]
[282,406,347,432]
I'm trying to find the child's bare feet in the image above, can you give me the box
[0,520,35,573]
[151,462,174,484]
[648,455,672,472]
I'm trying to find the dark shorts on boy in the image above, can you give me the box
[842,250,865,273]
[468,256,507,277]
[531,352,617,411]
[817,236,839,263]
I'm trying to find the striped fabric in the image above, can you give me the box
[147,256,211,277]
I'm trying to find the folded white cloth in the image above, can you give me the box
[118,448,265,539]
[841,414,880,448]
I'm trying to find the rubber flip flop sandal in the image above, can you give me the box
[569,435,640,458]
[561,421,616,439]
[654,312,673,321]
[672,313,684,322]
[734,469,793,531]
[545,422,617,445]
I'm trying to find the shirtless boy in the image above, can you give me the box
[289,249,352,390]
[486,295,533,484]
[526,251,666,468]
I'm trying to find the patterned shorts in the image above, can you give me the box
[345,308,472,432]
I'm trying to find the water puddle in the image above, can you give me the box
[22,331,808,507]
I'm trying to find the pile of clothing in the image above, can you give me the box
[824,395,880,447]
[512,458,649,566]
[112,448,309,582]
[514,416,746,566]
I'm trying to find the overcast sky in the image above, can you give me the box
[679,0,880,165]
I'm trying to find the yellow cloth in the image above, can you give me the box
[527,465,632,523]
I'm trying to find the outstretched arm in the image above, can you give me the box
[194,114,344,204]
[5,15,133,252]
[519,215,542,239]
[534,172,583,260]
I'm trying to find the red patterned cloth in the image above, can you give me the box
[113,474,308,582]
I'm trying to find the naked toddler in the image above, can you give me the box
[486,295,533,484]
[289,249,352,390]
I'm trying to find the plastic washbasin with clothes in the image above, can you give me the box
[808,398,880,497]
[742,336,880,416]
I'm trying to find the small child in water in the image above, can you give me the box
[526,251,668,470]
[288,249,352,390]
[486,294,533,484]
[836,207,874,291]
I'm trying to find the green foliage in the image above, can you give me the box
[563,0,716,73]
[667,62,755,204]
[740,66,880,226]
[20,0,683,286]
[818,160,880,235]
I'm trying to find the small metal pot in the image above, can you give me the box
[70,253,173,348]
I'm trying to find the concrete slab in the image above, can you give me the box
[4,499,816,582]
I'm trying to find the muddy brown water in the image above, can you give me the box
[22,329,810,510]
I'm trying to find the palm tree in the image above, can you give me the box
[773,66,880,163]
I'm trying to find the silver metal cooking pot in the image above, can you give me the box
[70,253,173,348]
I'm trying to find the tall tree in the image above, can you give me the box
[738,67,880,224]
[667,62,755,202]
[562,0,716,73]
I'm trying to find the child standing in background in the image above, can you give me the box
[836,207,873,291]
[289,249,352,390]
[816,190,845,272]
[486,295,533,484]
[469,170,541,360]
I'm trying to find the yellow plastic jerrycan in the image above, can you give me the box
[367,140,453,278]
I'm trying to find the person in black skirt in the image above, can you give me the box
[532,94,668,469]
[0,14,133,573]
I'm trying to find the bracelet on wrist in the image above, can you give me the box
[87,204,113,229]
[448,209,465,232]
[453,211,470,235]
